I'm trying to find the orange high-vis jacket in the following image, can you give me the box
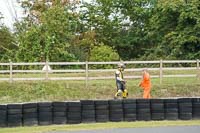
[140,72,151,90]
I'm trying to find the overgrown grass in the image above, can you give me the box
[0,121,200,133]
[0,77,200,104]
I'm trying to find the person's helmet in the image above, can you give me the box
[117,63,125,68]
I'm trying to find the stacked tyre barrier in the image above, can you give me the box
[7,104,23,127]
[23,103,38,126]
[38,102,52,125]
[137,99,151,121]
[67,102,81,124]
[52,102,67,124]
[0,98,200,127]
[192,98,200,119]
[123,99,136,121]
[178,98,192,120]
[0,104,7,127]
[151,99,165,120]
[109,100,124,122]
[95,100,109,122]
[165,99,179,120]
[81,100,95,123]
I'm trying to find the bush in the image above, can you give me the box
[89,44,120,69]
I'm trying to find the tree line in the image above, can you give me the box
[0,0,200,63]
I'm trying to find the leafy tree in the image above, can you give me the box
[81,0,154,60]
[0,13,16,62]
[89,43,120,68]
[13,0,200,62]
[16,1,79,62]
[69,31,97,61]
[90,43,119,61]
[145,0,200,59]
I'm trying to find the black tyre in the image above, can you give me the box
[137,113,151,121]
[7,109,22,115]
[82,105,95,110]
[95,100,108,105]
[38,102,52,107]
[81,100,95,105]
[95,105,109,110]
[137,99,150,103]
[23,118,38,126]
[7,114,22,127]
[165,113,178,120]
[23,108,38,113]
[53,117,66,124]
[109,99,122,105]
[7,104,22,109]
[95,110,109,115]
[68,102,81,107]
[123,109,137,114]
[23,113,37,119]
[0,105,7,110]
[23,103,37,108]
[38,107,52,112]
[151,113,165,120]
[123,104,136,109]
[52,102,66,107]
[96,114,109,122]
[123,99,136,104]
[179,113,192,120]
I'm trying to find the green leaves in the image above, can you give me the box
[16,1,77,62]
[0,25,16,62]
[1,0,200,62]
[90,44,119,62]
[145,0,200,59]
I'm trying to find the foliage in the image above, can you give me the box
[69,31,97,61]
[90,44,119,61]
[145,0,200,59]
[81,0,153,60]
[1,0,200,63]
[0,14,16,62]
[15,1,77,62]
[89,44,120,68]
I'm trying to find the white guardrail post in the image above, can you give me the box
[45,61,49,80]
[159,59,163,84]
[9,60,13,83]
[197,59,200,79]
[85,61,89,88]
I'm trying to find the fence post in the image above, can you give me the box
[45,61,49,80]
[85,61,89,88]
[159,59,163,84]
[197,59,200,79]
[9,60,13,83]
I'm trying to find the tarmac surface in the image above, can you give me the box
[48,126,200,133]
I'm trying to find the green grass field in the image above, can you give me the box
[0,76,199,103]
[0,121,200,133]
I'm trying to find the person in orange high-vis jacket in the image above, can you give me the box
[139,69,151,99]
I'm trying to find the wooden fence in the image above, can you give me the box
[0,60,199,85]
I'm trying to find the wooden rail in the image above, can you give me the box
[0,60,199,85]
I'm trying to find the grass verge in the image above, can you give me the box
[0,120,200,133]
[0,77,200,103]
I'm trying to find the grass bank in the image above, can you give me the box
[0,77,200,103]
[0,120,200,133]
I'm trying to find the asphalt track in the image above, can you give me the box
[48,126,200,133]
